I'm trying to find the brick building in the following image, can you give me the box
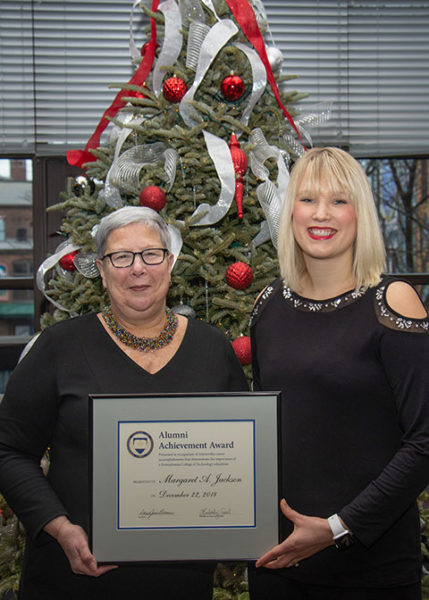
[0,159,33,337]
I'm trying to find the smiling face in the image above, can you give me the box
[96,222,173,324]
[292,179,357,267]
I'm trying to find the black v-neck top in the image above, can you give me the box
[0,314,248,598]
[250,277,429,587]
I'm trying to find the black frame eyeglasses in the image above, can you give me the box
[102,248,169,268]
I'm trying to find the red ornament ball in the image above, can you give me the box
[59,251,78,271]
[162,76,187,103]
[232,336,251,365]
[221,74,245,101]
[225,262,253,290]
[139,186,167,212]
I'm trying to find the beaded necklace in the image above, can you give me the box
[102,306,178,352]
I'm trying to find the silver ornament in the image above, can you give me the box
[266,46,283,71]
[171,303,196,318]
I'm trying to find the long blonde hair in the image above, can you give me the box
[277,147,386,292]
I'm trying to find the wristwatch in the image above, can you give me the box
[328,514,354,550]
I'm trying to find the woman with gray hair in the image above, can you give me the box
[0,206,247,600]
[249,147,429,599]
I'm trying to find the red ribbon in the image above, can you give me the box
[223,0,306,150]
[67,0,160,168]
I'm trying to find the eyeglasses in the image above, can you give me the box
[102,248,169,268]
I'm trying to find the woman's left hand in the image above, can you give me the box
[255,499,334,569]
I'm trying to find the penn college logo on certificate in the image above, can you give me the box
[127,431,154,458]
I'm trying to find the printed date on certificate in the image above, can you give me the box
[117,420,255,529]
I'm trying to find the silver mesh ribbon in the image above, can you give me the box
[19,333,42,362]
[199,0,220,20]
[164,148,179,191]
[294,100,333,129]
[153,0,183,97]
[250,0,269,29]
[283,101,333,157]
[186,21,211,71]
[256,179,283,248]
[179,0,205,24]
[36,240,80,314]
[101,115,145,207]
[167,223,183,267]
[109,143,178,196]
[234,42,267,130]
[73,252,99,279]
[252,220,271,248]
[249,128,290,248]
[190,130,235,226]
[99,182,124,209]
[109,112,136,147]
[282,132,306,158]
[129,0,144,61]
[179,19,238,126]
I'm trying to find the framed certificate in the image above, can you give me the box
[89,392,281,563]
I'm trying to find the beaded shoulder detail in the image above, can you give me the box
[281,285,366,313]
[375,282,429,333]
[249,281,279,327]
[249,278,366,326]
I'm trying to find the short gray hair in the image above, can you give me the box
[95,206,171,257]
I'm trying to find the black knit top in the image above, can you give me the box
[250,277,429,587]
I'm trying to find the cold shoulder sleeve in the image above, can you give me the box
[0,328,69,541]
[339,280,429,547]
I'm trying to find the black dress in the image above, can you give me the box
[250,278,429,589]
[0,313,248,600]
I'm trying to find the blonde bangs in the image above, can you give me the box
[277,147,386,292]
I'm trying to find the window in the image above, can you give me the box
[1,1,429,157]
[0,157,34,393]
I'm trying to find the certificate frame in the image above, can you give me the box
[89,391,281,564]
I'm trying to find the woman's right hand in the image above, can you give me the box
[44,516,117,577]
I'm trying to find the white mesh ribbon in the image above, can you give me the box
[109,143,179,196]
[73,252,99,279]
[179,0,210,71]
[129,0,143,61]
[100,116,146,208]
[36,240,81,314]
[109,112,136,147]
[167,224,183,267]
[256,180,283,248]
[190,130,236,226]
[233,42,267,130]
[186,21,211,71]
[283,101,333,157]
[152,0,183,96]
[112,116,146,162]
[252,220,271,248]
[249,0,269,29]
[249,128,290,248]
[179,19,238,126]
[199,0,219,20]
[294,100,333,129]
[99,182,124,209]
[163,148,179,190]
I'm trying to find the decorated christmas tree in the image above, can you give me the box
[1,2,328,598]
[36,0,328,373]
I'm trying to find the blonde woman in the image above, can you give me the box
[249,147,429,600]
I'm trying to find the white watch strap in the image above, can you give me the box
[328,514,349,539]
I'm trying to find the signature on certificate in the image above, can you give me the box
[199,507,232,519]
[138,508,175,519]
